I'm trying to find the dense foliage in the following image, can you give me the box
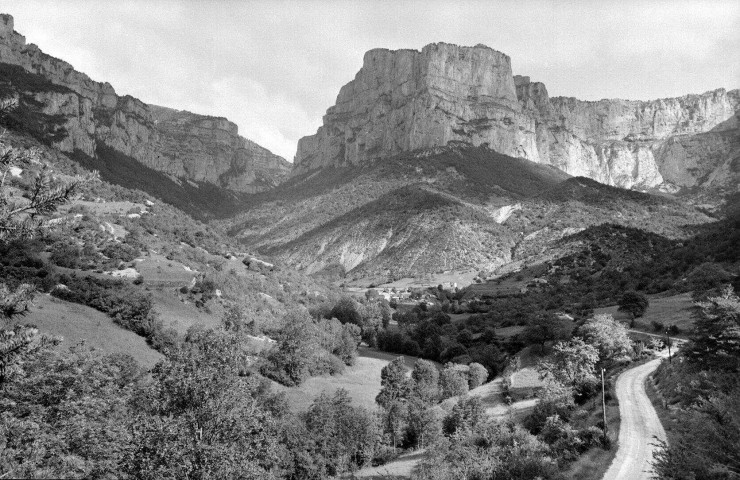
[652,287,740,479]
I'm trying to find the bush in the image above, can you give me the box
[101,242,140,263]
[525,382,576,434]
[578,425,606,450]
[149,327,180,353]
[309,351,346,376]
[652,320,665,332]
[48,242,77,268]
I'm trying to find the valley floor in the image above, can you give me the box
[274,347,423,412]
[347,374,539,479]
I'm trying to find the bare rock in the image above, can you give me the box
[0,14,290,193]
[296,43,739,191]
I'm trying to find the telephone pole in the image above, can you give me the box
[665,331,672,363]
[601,368,608,442]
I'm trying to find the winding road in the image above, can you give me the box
[602,356,668,480]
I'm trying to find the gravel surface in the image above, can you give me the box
[603,357,667,480]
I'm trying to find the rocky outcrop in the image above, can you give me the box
[148,106,290,191]
[0,14,290,193]
[295,42,739,192]
[295,43,535,172]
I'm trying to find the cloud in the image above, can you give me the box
[3,0,739,160]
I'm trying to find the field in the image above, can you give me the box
[350,360,539,479]
[495,325,527,338]
[277,347,424,412]
[59,199,146,217]
[16,294,163,368]
[373,269,479,290]
[594,293,695,337]
[350,449,426,479]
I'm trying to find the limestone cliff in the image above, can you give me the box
[0,14,290,193]
[294,43,739,192]
[295,43,535,172]
[148,106,289,191]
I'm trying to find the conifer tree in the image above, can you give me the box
[0,97,85,387]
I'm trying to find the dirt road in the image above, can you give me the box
[603,357,667,480]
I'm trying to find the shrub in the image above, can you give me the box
[652,321,665,332]
[539,414,583,461]
[525,381,576,434]
[101,242,140,263]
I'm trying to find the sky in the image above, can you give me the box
[4,0,739,161]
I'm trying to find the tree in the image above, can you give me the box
[406,398,442,449]
[412,420,559,480]
[652,389,740,479]
[468,362,488,389]
[359,300,387,344]
[126,329,285,479]
[330,296,363,326]
[376,356,410,408]
[618,290,649,318]
[688,285,740,371]
[538,338,599,396]
[1,100,85,387]
[304,389,380,476]
[316,318,360,366]
[0,347,141,478]
[411,358,439,404]
[383,399,408,451]
[686,263,732,300]
[439,363,469,399]
[524,380,576,434]
[579,313,633,362]
[522,315,573,348]
[265,310,321,385]
[442,395,484,435]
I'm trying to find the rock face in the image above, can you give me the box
[295,42,739,191]
[148,106,290,191]
[0,14,290,193]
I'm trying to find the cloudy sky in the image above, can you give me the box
[4,0,739,161]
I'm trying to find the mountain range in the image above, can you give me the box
[1,14,737,284]
[294,42,739,194]
[0,14,290,218]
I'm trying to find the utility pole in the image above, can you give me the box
[665,331,672,363]
[601,368,608,442]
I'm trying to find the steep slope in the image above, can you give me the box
[0,124,331,352]
[294,42,739,193]
[0,14,290,216]
[229,146,711,283]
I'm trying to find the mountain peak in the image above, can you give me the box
[294,43,739,194]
